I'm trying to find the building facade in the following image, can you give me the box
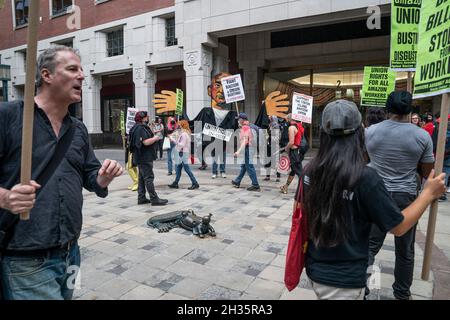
[0,0,443,147]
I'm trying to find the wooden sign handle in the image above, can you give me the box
[19,0,40,220]
[422,93,450,280]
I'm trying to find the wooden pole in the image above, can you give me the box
[309,69,313,148]
[19,0,40,221]
[407,72,413,93]
[235,101,240,114]
[407,72,413,123]
[422,93,450,280]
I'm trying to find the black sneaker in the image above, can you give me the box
[167,172,173,176]
[151,198,168,206]
[231,180,240,188]
[137,198,151,205]
[188,184,200,190]
[168,182,179,189]
[247,185,261,192]
[198,164,208,170]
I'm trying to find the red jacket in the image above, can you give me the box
[423,122,435,137]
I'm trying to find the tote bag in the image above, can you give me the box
[284,179,308,291]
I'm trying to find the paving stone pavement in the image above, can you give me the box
[72,149,450,300]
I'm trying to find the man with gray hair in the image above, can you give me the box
[0,45,123,300]
[365,91,435,300]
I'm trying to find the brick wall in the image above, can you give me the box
[0,0,174,50]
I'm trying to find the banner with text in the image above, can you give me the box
[202,123,233,142]
[221,74,245,103]
[361,67,396,107]
[126,107,137,134]
[390,0,421,71]
[292,93,313,124]
[413,0,450,99]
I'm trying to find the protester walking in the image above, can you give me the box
[166,117,177,176]
[280,114,305,194]
[232,113,260,191]
[168,120,200,190]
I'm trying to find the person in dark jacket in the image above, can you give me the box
[129,111,168,206]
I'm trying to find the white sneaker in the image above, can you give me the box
[221,173,227,178]
[447,187,450,193]
[212,174,217,179]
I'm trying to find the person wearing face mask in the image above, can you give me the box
[129,111,168,206]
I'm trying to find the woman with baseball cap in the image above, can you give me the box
[292,99,445,299]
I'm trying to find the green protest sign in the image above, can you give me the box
[413,0,450,99]
[120,110,125,135]
[176,88,184,116]
[390,0,421,71]
[361,66,396,107]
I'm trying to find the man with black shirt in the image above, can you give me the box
[129,111,168,206]
[0,46,123,300]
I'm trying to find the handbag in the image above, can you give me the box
[162,137,170,151]
[284,178,308,291]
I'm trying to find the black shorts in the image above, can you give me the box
[289,148,303,177]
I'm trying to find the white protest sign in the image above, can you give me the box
[126,108,138,134]
[203,123,233,142]
[221,74,245,104]
[292,93,313,124]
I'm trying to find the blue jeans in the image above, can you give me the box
[212,149,226,175]
[444,165,450,187]
[234,147,259,187]
[174,151,198,185]
[1,242,81,300]
[167,142,175,174]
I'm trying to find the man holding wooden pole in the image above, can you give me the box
[0,46,123,300]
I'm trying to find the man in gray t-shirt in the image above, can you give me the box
[365,91,435,300]
[366,120,434,195]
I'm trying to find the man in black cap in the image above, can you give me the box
[129,111,168,206]
[365,91,435,300]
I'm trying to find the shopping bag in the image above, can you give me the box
[163,137,170,150]
[284,179,308,291]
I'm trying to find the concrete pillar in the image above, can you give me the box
[82,74,102,134]
[212,43,229,75]
[183,45,213,119]
[133,65,156,118]
[241,63,264,122]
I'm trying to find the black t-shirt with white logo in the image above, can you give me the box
[298,166,404,288]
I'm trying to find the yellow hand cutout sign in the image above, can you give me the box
[153,90,177,114]
[265,91,289,119]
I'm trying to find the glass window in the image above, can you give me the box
[52,0,73,16]
[14,0,29,27]
[106,29,124,57]
[165,17,177,47]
